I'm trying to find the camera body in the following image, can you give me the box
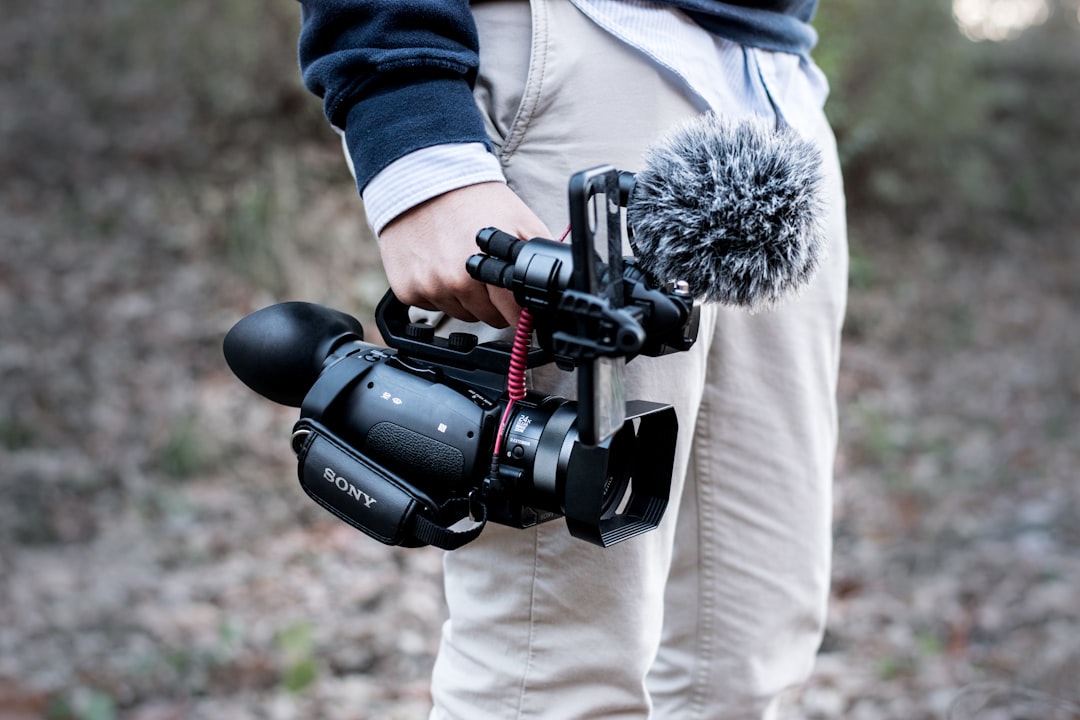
[287,315,678,548]
[224,167,698,549]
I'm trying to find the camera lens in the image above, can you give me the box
[597,423,633,519]
[503,401,576,515]
[511,400,635,520]
[496,399,675,547]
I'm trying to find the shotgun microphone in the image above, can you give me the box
[626,113,827,310]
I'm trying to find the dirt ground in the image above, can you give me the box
[4,144,1080,720]
[2,4,1080,720]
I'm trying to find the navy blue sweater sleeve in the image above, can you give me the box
[297,0,492,193]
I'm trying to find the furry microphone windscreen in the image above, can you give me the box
[626,113,826,310]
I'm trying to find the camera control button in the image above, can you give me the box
[405,322,435,343]
[448,332,478,352]
[511,444,526,459]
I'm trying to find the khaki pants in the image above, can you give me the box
[429,1,848,717]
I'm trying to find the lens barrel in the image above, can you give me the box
[497,399,677,547]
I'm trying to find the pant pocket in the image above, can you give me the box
[472,0,549,161]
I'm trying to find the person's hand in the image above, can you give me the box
[377,181,552,328]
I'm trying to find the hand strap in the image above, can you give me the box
[293,421,486,550]
[411,497,487,550]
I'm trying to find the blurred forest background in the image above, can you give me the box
[1,1,1078,718]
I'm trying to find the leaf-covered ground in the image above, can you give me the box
[2,3,1079,719]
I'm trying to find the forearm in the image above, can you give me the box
[297,0,494,193]
[297,1,549,328]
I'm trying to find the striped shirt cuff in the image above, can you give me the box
[361,143,507,236]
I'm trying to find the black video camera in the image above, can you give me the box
[223,167,699,549]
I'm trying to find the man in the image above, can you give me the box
[298,1,848,717]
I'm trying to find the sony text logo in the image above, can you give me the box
[323,467,377,508]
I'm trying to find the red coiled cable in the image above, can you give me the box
[505,308,533,402]
[492,306,533,461]
[490,225,571,466]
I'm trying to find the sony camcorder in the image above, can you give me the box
[223,167,699,549]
